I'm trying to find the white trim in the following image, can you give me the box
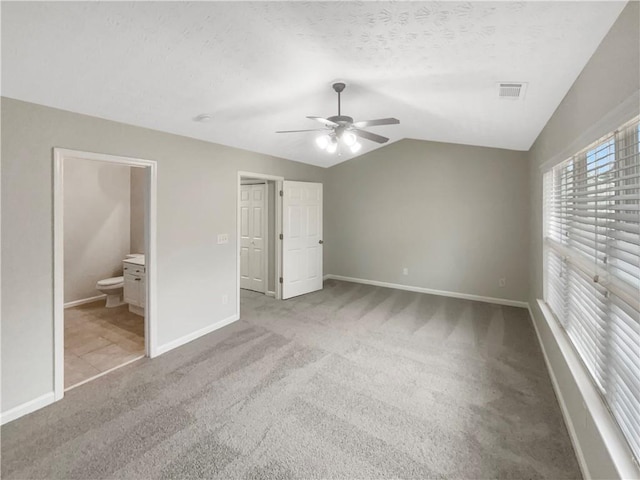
[262,182,269,296]
[64,294,106,309]
[324,274,528,308]
[275,179,283,300]
[55,148,159,169]
[156,313,239,356]
[532,299,640,480]
[146,158,159,358]
[540,90,640,172]
[65,355,145,392]
[240,179,267,185]
[53,151,64,401]
[266,290,276,297]
[237,171,284,316]
[53,148,159,406]
[1,392,55,425]
[237,171,285,182]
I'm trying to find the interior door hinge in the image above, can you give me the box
[279,233,283,240]
[279,277,283,284]
[279,190,283,197]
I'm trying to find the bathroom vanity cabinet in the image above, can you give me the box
[123,260,145,316]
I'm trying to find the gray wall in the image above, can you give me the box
[528,2,639,478]
[325,139,529,302]
[63,158,131,303]
[1,97,325,412]
[130,167,146,254]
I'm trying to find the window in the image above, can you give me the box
[543,116,640,461]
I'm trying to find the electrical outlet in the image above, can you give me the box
[499,277,506,287]
[222,294,228,305]
[403,267,409,276]
[217,233,229,244]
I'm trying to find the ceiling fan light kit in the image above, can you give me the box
[342,131,357,146]
[277,82,400,155]
[316,134,330,149]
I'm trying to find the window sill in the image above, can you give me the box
[535,299,639,480]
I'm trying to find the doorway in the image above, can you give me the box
[238,173,283,307]
[53,149,157,401]
[237,173,324,311]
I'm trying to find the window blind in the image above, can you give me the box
[543,116,640,462]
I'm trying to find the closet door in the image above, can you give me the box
[240,184,266,292]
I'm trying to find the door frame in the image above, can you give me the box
[53,148,158,401]
[237,172,283,311]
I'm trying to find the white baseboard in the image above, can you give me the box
[1,392,55,425]
[156,313,239,356]
[64,294,106,309]
[528,303,590,479]
[266,291,276,297]
[323,274,528,308]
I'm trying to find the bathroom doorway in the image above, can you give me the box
[53,149,157,400]
[237,172,283,312]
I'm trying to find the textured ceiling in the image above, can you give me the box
[1,1,627,167]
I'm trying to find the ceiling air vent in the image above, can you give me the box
[498,82,527,100]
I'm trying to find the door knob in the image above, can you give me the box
[319,240,324,244]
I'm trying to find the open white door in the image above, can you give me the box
[282,181,323,299]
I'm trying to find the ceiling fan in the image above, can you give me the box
[276,82,400,154]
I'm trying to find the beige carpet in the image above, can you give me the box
[1,280,581,479]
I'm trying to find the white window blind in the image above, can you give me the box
[543,115,640,462]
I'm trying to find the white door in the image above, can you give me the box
[240,184,266,292]
[282,181,323,299]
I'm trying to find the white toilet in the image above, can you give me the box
[96,276,125,307]
[96,255,143,308]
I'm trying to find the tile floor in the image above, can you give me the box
[64,300,144,389]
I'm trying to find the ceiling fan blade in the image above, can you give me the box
[352,118,400,128]
[275,129,327,133]
[306,116,339,128]
[354,129,389,144]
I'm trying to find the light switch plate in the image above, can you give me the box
[217,233,229,244]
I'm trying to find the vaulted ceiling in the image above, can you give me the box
[1,1,627,167]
